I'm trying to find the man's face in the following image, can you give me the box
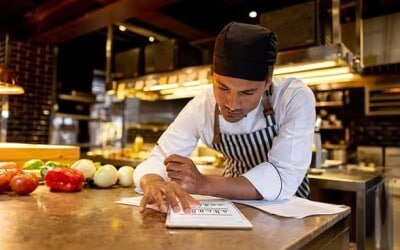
[213,73,271,123]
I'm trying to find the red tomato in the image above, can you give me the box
[10,173,39,195]
[0,169,23,193]
[0,173,11,193]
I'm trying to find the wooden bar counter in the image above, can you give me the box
[0,186,350,250]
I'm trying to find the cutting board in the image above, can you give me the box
[0,143,80,167]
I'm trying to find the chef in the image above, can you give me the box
[133,22,316,213]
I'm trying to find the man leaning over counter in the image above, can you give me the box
[133,21,316,213]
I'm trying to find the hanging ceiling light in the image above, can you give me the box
[0,65,24,95]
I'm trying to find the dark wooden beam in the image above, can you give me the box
[135,12,210,41]
[19,0,114,36]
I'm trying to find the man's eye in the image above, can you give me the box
[242,91,254,95]
[218,86,228,91]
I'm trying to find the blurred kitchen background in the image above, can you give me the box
[0,0,400,249]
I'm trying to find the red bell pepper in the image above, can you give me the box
[44,167,85,192]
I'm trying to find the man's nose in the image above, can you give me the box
[226,92,240,110]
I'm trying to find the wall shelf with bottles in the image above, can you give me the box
[115,65,212,101]
[313,89,351,163]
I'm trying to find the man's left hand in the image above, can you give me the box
[165,154,207,194]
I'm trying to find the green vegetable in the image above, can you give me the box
[23,159,44,170]
[44,161,69,168]
[40,166,52,178]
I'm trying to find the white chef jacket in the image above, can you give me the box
[133,77,316,200]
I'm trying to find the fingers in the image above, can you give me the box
[164,154,192,165]
[176,192,192,214]
[154,191,168,213]
[139,190,167,213]
[139,181,196,214]
[167,168,184,181]
[139,194,151,213]
[165,161,183,172]
[164,189,181,213]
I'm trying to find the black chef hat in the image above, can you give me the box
[213,22,278,81]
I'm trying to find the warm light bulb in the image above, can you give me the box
[249,11,257,18]
[118,25,127,32]
[149,36,155,42]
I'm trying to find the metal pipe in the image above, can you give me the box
[331,0,342,44]
[1,34,10,142]
[105,25,113,89]
[355,0,364,70]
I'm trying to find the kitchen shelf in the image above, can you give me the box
[55,112,108,122]
[316,101,344,107]
[320,125,344,130]
[58,94,98,104]
[73,142,102,148]
[323,143,348,150]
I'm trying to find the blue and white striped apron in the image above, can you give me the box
[211,89,310,198]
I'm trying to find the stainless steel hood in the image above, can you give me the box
[275,43,355,69]
[260,0,363,83]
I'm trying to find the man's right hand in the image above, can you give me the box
[139,174,199,214]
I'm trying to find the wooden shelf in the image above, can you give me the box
[316,101,344,107]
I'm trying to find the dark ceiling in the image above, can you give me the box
[1,0,399,48]
[1,0,400,92]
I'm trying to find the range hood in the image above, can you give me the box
[260,0,362,85]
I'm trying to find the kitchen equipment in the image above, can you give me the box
[311,117,322,168]
[144,39,202,74]
[375,168,400,249]
[357,146,383,166]
[331,148,347,163]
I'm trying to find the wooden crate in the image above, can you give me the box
[0,143,80,168]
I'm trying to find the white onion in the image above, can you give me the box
[118,166,134,187]
[93,164,118,188]
[71,159,96,179]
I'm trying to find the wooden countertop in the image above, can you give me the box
[0,185,350,250]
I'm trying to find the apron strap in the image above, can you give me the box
[263,86,274,116]
[213,104,221,144]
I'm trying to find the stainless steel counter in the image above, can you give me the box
[309,168,383,250]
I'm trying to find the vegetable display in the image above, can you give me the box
[2,159,136,195]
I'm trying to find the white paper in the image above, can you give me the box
[232,196,348,218]
[166,199,253,229]
[116,195,348,219]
